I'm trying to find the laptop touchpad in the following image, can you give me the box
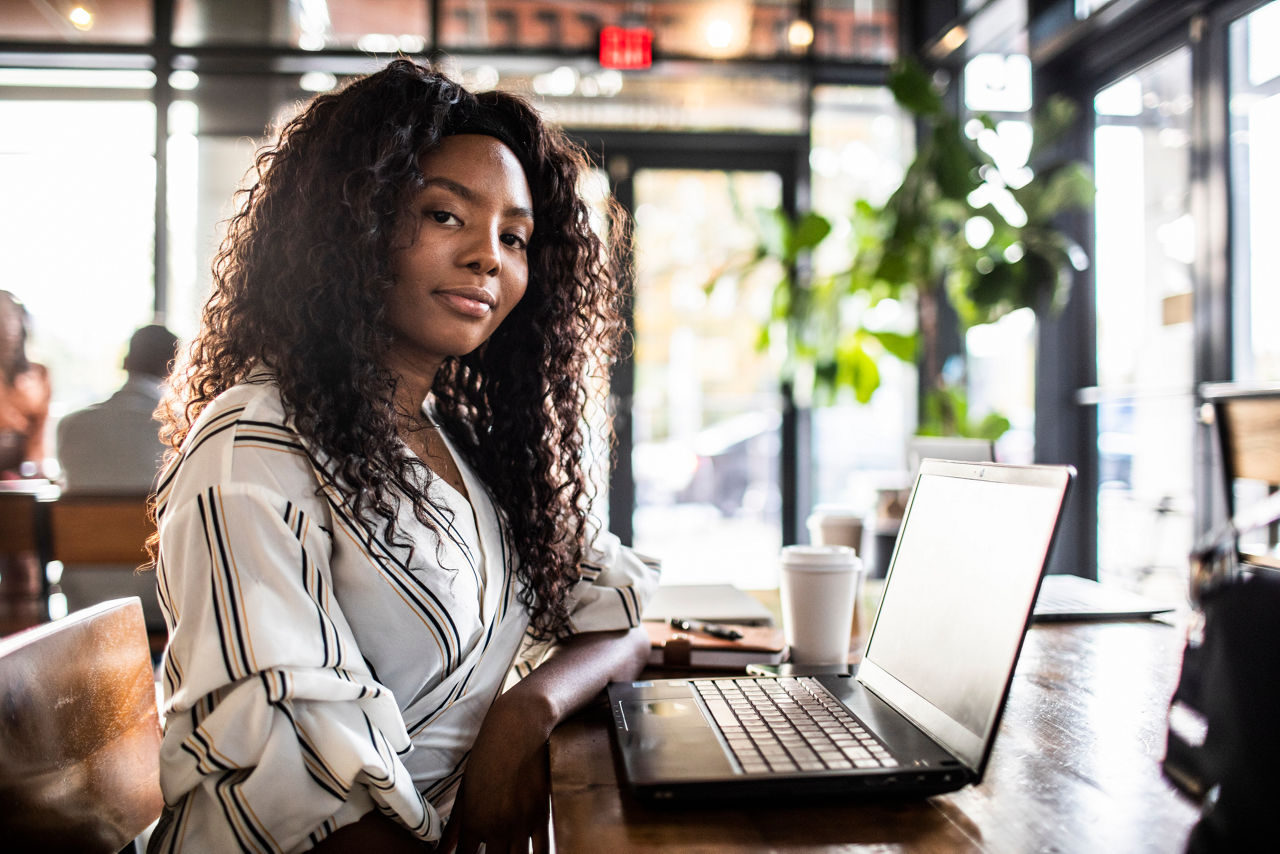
[624,698,708,729]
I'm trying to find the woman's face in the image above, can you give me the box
[386,133,534,378]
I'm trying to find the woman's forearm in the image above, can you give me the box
[500,624,650,738]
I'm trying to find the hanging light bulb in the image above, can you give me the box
[67,4,94,31]
[787,19,814,50]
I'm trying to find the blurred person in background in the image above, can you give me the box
[56,323,179,494]
[0,290,51,480]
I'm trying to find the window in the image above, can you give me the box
[0,94,157,463]
[1091,48,1195,601]
[1229,0,1280,383]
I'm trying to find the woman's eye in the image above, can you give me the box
[428,210,458,225]
[501,233,528,250]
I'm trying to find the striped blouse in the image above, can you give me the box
[147,376,660,853]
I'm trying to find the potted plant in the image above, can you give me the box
[715,57,1095,439]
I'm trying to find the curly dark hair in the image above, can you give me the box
[161,59,629,639]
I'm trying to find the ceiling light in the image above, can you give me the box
[67,5,93,31]
[299,71,338,93]
[705,18,734,50]
[928,24,968,61]
[169,70,199,91]
[787,20,814,49]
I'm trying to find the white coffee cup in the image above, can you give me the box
[779,544,863,665]
[805,505,865,552]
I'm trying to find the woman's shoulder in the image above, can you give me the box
[160,377,322,511]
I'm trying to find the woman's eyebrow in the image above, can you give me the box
[421,176,534,221]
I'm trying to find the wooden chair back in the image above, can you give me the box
[0,597,163,852]
[1215,393,1280,494]
[0,490,41,551]
[1205,384,1280,569]
[48,494,154,567]
[0,490,48,634]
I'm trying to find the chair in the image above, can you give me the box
[0,490,48,635]
[47,494,154,567]
[0,597,163,853]
[1203,383,1280,569]
[46,494,163,653]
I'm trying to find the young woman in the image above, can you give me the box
[150,60,659,853]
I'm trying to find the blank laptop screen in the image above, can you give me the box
[862,467,1066,747]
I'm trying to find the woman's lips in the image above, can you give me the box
[434,288,495,317]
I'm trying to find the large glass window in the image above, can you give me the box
[1229,0,1280,383]
[0,94,157,467]
[1092,49,1194,602]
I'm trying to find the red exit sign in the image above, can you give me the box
[599,26,653,70]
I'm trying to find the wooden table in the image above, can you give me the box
[549,617,1200,853]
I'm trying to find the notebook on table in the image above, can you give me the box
[608,459,1075,803]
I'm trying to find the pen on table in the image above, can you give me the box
[669,618,743,640]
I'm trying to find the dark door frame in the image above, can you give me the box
[571,130,809,546]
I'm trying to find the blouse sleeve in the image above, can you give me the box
[564,528,662,633]
[508,528,661,679]
[151,484,439,853]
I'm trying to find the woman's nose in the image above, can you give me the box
[461,228,501,276]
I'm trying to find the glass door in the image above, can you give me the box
[627,166,786,589]
[1091,48,1195,602]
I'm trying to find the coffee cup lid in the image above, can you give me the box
[807,505,864,521]
[780,544,861,571]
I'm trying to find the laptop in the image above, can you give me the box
[607,459,1075,803]
[1033,573,1175,622]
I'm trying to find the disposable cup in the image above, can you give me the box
[805,506,865,552]
[779,545,863,666]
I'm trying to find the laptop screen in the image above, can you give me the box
[858,461,1072,773]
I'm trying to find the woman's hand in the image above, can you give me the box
[443,688,555,853]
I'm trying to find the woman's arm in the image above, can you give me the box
[443,625,651,854]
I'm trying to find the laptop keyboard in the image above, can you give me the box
[691,676,899,775]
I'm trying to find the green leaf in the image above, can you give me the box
[834,341,881,404]
[889,58,943,117]
[972,412,1012,441]
[866,330,916,362]
[791,211,833,253]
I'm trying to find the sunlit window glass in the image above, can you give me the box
[630,169,784,589]
[0,97,157,468]
[1092,49,1194,603]
[808,85,915,535]
[960,53,1036,464]
[1228,1,1280,384]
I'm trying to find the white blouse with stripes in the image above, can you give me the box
[148,377,660,853]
